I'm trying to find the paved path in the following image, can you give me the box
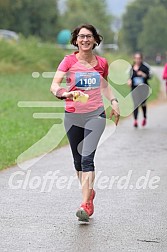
[0,67,167,252]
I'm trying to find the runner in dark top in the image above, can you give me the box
[128,52,151,127]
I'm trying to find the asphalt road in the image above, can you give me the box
[0,67,167,252]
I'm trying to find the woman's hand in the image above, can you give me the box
[127,79,132,87]
[137,71,147,78]
[109,101,120,126]
[62,91,84,99]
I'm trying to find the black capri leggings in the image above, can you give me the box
[132,84,150,120]
[64,107,106,172]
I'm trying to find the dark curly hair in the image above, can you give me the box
[71,24,103,50]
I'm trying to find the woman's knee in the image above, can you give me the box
[81,155,95,172]
[74,157,82,172]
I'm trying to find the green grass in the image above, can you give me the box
[0,38,161,170]
[0,36,65,73]
[0,73,70,170]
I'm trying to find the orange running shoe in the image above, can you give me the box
[76,202,91,222]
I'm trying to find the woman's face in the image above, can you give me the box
[134,54,142,65]
[76,28,96,52]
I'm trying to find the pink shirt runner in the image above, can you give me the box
[57,51,108,113]
[163,63,167,80]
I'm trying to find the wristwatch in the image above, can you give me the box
[111,98,118,104]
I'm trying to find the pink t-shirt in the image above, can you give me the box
[57,52,108,113]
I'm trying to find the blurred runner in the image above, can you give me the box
[155,53,162,65]
[162,62,167,95]
[128,52,151,128]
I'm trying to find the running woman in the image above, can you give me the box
[128,52,151,128]
[162,62,167,95]
[50,24,120,222]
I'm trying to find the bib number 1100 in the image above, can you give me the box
[80,78,96,85]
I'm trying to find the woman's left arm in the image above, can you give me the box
[101,77,120,125]
[138,65,152,79]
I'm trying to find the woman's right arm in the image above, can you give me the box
[127,72,133,87]
[50,70,83,99]
[50,70,67,98]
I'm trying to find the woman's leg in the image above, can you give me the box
[76,171,82,184]
[64,113,95,198]
[64,113,84,173]
[132,84,149,126]
[134,107,139,120]
[141,100,147,126]
[64,120,95,202]
[64,110,105,219]
[79,112,106,203]
[132,87,139,126]
[81,171,95,203]
[65,125,84,172]
[76,132,96,202]
[141,102,147,119]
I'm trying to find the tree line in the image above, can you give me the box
[122,0,167,57]
[0,0,113,43]
[0,0,166,58]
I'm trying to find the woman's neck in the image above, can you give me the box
[76,50,94,63]
[134,62,142,67]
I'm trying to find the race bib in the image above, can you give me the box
[75,72,100,89]
[133,77,144,86]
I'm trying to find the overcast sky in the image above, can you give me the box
[106,0,132,16]
[58,0,132,17]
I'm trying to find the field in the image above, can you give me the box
[0,38,160,170]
